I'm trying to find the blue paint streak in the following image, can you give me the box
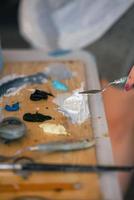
[48,49,71,57]
[5,102,20,111]
[52,80,68,91]
[0,72,48,98]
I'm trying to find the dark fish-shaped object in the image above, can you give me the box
[0,72,48,98]
[23,112,52,122]
[0,117,27,141]
[30,89,54,101]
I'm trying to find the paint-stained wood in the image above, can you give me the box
[0,61,101,200]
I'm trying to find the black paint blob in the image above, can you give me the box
[23,112,52,122]
[30,89,54,101]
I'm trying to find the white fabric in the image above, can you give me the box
[19,0,134,51]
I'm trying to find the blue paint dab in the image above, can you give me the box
[52,80,68,91]
[48,49,71,57]
[5,102,20,111]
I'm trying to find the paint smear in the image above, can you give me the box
[39,123,69,135]
[45,63,73,80]
[0,74,25,85]
[0,72,48,98]
[5,84,27,97]
[53,83,90,124]
[0,117,26,141]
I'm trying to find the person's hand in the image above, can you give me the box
[102,80,134,193]
[124,65,134,91]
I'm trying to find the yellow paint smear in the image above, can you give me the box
[39,123,69,135]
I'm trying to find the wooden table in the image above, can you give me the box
[0,50,122,200]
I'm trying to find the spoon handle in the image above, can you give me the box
[79,76,127,94]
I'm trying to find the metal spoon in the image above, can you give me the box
[0,139,95,162]
[79,77,127,94]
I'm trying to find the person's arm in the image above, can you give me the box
[102,79,134,193]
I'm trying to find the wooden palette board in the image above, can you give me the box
[0,61,101,200]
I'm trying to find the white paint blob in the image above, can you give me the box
[39,123,69,135]
[53,83,90,124]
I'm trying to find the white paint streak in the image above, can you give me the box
[53,83,90,124]
[0,74,24,86]
[5,84,27,97]
[0,74,26,97]
[39,123,69,135]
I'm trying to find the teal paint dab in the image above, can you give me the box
[52,80,68,91]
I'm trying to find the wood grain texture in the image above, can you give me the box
[0,61,101,200]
